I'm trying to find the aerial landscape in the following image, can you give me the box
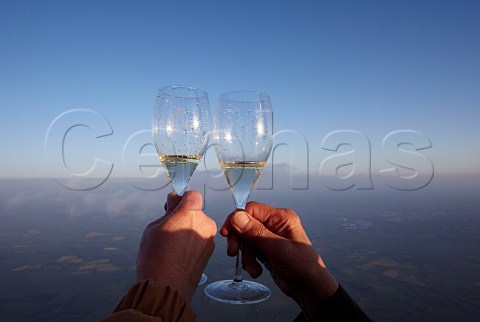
[1,176,479,321]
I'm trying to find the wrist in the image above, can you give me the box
[292,261,338,320]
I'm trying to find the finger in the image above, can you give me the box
[220,210,237,237]
[170,190,203,217]
[241,243,263,278]
[226,234,240,257]
[246,201,303,239]
[245,201,275,223]
[255,247,267,264]
[165,192,182,215]
[230,211,284,249]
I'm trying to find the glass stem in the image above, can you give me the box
[233,206,246,283]
[233,247,243,282]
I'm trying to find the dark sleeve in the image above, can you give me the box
[293,284,372,322]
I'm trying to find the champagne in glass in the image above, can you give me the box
[152,85,210,196]
[159,154,202,196]
[205,90,273,304]
[152,85,210,284]
[220,160,266,209]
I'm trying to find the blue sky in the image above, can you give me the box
[1,0,479,181]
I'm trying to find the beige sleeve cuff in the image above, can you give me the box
[102,280,196,322]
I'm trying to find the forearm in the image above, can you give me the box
[290,256,338,319]
[294,284,371,322]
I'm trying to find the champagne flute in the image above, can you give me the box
[152,85,210,285]
[204,90,273,304]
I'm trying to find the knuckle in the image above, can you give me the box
[185,190,201,201]
[146,220,159,230]
[245,200,260,211]
[252,225,268,239]
[281,207,300,222]
[206,217,217,232]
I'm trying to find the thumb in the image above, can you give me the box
[231,211,280,249]
[171,190,203,216]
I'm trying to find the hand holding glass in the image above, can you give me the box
[152,85,210,284]
[205,91,273,304]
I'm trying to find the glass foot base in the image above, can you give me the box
[204,279,271,304]
[198,273,207,286]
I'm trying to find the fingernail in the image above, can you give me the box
[233,212,250,230]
